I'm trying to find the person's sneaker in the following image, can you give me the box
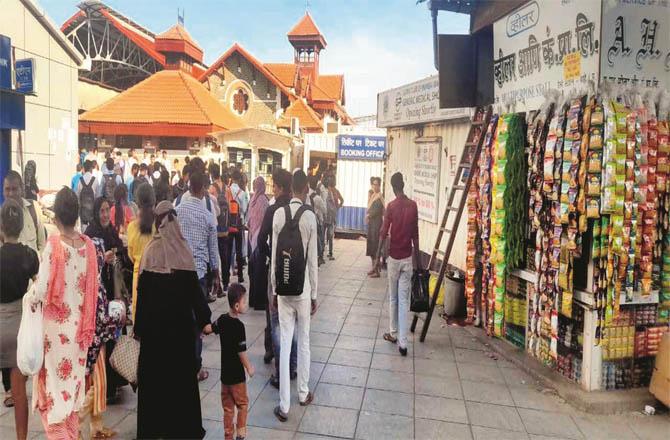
[290,371,297,380]
[207,295,216,303]
[217,286,228,298]
[318,256,326,266]
[328,255,335,261]
[299,391,314,406]
[399,346,408,356]
[273,406,288,422]
[270,375,279,389]
[263,352,273,364]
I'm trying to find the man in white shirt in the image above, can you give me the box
[76,160,100,198]
[271,169,318,422]
[228,170,248,282]
[306,176,326,266]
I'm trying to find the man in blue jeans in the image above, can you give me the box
[375,172,419,356]
[176,171,220,381]
[257,169,297,387]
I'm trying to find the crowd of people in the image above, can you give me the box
[0,146,420,440]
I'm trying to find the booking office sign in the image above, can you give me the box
[493,0,601,112]
[337,135,386,161]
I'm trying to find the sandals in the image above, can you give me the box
[197,369,209,382]
[3,393,14,408]
[299,391,314,406]
[273,406,288,422]
[383,333,397,344]
[368,271,380,278]
[92,427,117,439]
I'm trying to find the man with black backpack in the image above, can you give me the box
[270,170,318,422]
[227,170,247,283]
[76,160,99,230]
[101,157,123,202]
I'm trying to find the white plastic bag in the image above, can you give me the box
[16,290,43,376]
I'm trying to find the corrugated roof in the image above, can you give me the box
[264,63,297,88]
[80,70,244,130]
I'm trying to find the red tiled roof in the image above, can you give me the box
[311,75,344,103]
[199,43,295,98]
[278,98,323,130]
[287,12,323,38]
[156,24,202,50]
[155,23,204,62]
[264,63,297,88]
[79,70,244,136]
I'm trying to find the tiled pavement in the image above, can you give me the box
[2,238,670,439]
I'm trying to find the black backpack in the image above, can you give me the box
[212,183,230,233]
[102,174,117,201]
[79,176,95,224]
[275,204,312,296]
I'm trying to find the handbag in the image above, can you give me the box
[109,333,140,385]
[411,268,430,313]
[17,286,43,376]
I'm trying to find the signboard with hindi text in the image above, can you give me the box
[337,135,386,161]
[413,140,441,223]
[493,0,601,112]
[377,75,472,128]
[600,0,670,91]
[15,59,35,94]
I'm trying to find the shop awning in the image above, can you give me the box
[209,127,296,154]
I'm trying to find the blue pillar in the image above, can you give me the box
[0,129,9,204]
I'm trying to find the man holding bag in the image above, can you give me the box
[375,172,419,357]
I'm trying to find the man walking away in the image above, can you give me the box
[376,172,419,356]
[209,164,231,294]
[102,157,123,202]
[70,163,83,191]
[307,176,326,266]
[76,160,98,231]
[1,171,46,253]
[271,170,318,422]
[227,171,248,283]
[323,177,339,260]
[257,169,297,385]
[176,171,221,381]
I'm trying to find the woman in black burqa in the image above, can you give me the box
[134,200,211,439]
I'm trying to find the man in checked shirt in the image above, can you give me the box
[176,171,221,382]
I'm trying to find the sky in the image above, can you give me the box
[41,0,469,117]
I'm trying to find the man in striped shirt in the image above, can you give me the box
[176,171,220,381]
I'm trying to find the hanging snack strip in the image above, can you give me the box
[465,167,480,323]
[504,114,527,272]
[478,115,499,335]
[490,114,512,338]
[659,117,670,318]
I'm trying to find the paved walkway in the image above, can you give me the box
[1,238,669,439]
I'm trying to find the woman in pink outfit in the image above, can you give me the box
[31,188,98,439]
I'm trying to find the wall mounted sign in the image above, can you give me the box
[337,135,386,161]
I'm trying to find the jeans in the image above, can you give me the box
[316,223,324,259]
[278,295,311,414]
[221,382,248,440]
[387,256,412,349]
[218,236,230,288]
[266,267,297,376]
[227,230,244,281]
[325,223,334,257]
[196,277,208,370]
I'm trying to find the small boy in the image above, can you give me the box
[211,283,254,440]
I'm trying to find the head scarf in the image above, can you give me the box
[247,176,269,251]
[139,200,196,275]
[84,197,123,251]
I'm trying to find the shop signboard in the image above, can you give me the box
[15,58,35,94]
[0,35,11,90]
[493,0,601,112]
[600,0,670,91]
[377,75,472,128]
[413,140,441,223]
[337,134,386,161]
